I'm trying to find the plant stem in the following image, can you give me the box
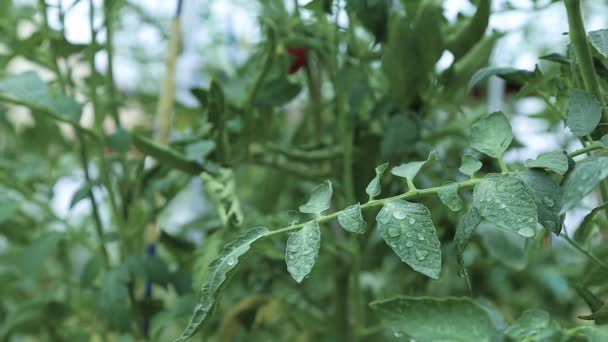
[266,178,483,237]
[564,0,608,122]
[568,142,603,157]
[498,157,509,173]
[562,232,608,273]
[103,0,122,128]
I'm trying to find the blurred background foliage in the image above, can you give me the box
[1,0,608,341]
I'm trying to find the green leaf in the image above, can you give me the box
[575,202,608,242]
[468,66,536,91]
[175,227,269,341]
[376,200,441,279]
[106,128,132,153]
[391,150,437,188]
[580,326,608,341]
[255,78,301,107]
[473,174,538,238]
[337,203,367,234]
[131,133,206,174]
[517,169,563,235]
[454,207,483,274]
[100,264,131,330]
[444,0,490,59]
[370,296,499,341]
[0,72,82,122]
[69,181,100,209]
[470,112,513,158]
[437,182,463,211]
[299,180,333,215]
[572,283,605,317]
[192,233,224,290]
[366,162,389,201]
[600,134,608,148]
[505,310,562,341]
[18,232,64,279]
[561,156,608,213]
[567,89,602,137]
[185,140,215,162]
[459,154,482,177]
[285,220,321,283]
[0,198,20,224]
[524,151,569,175]
[589,29,608,58]
[579,304,608,322]
[478,222,527,270]
[347,0,390,42]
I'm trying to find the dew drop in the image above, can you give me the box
[543,197,555,207]
[499,203,506,209]
[408,217,416,224]
[388,227,401,237]
[415,250,428,261]
[393,331,403,337]
[417,233,425,241]
[393,210,407,220]
[226,256,236,266]
[517,227,535,237]
[405,241,414,248]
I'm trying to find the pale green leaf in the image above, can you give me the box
[370,296,499,342]
[589,29,608,58]
[185,140,215,162]
[470,112,513,158]
[391,150,437,188]
[567,89,602,137]
[376,200,441,279]
[504,310,562,341]
[454,207,483,273]
[517,169,563,234]
[473,174,538,238]
[524,151,569,175]
[299,180,333,214]
[0,198,20,224]
[337,203,366,234]
[459,154,482,177]
[285,220,321,283]
[561,156,608,213]
[175,227,269,341]
[437,182,463,211]
[18,232,64,279]
[0,72,82,122]
[366,162,389,201]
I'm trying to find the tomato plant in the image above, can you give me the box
[1,0,608,341]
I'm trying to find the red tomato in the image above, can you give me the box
[287,47,308,74]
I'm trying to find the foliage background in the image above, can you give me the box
[1,0,608,341]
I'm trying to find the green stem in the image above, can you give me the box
[562,232,608,273]
[103,0,122,128]
[564,0,608,122]
[568,142,603,157]
[498,157,509,173]
[266,178,483,237]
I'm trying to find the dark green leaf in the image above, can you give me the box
[454,207,483,274]
[337,203,367,234]
[575,202,608,242]
[106,128,132,153]
[473,174,538,238]
[255,78,301,107]
[100,264,131,330]
[132,133,206,174]
[370,296,499,341]
[468,66,536,91]
[567,89,602,137]
[285,220,321,283]
[299,180,333,215]
[561,156,608,213]
[470,112,513,158]
[517,169,563,235]
[478,222,528,270]
[376,200,441,279]
[175,227,269,341]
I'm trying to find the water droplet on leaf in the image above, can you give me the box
[226,256,236,266]
[392,210,407,220]
[417,233,425,241]
[405,241,413,248]
[408,217,416,224]
[517,226,535,237]
[543,197,555,207]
